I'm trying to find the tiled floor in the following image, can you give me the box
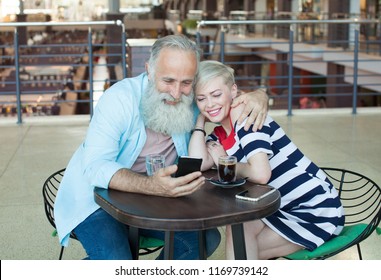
[0,108,380,260]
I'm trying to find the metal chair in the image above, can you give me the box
[42,168,164,260]
[42,168,75,260]
[283,167,381,260]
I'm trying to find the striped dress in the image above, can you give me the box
[209,115,345,251]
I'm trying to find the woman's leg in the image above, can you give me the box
[73,208,133,260]
[225,225,234,260]
[225,220,265,260]
[226,220,303,260]
[256,226,303,260]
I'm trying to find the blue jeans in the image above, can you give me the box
[73,208,221,260]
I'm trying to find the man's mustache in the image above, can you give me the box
[159,91,194,104]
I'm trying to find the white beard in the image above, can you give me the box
[141,81,195,135]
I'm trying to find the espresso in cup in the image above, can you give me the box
[218,156,237,183]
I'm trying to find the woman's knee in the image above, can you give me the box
[244,220,265,236]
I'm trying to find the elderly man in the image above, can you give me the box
[55,35,268,260]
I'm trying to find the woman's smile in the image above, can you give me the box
[207,108,221,118]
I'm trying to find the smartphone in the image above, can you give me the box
[235,185,276,202]
[174,156,202,177]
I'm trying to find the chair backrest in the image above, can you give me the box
[321,167,381,239]
[42,168,66,230]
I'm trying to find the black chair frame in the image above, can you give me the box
[42,168,163,259]
[42,168,78,260]
[283,167,381,260]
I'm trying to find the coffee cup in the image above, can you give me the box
[218,155,237,183]
[146,154,165,176]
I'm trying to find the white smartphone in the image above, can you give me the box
[235,185,277,202]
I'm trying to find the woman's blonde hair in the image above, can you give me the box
[194,60,235,94]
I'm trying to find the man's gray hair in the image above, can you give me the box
[148,35,202,78]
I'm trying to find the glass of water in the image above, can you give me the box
[145,154,165,176]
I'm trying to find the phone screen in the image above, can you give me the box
[174,156,202,177]
[235,185,276,202]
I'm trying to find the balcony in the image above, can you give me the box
[1,18,380,124]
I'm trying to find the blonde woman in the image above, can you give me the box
[189,60,344,260]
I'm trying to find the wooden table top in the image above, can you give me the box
[94,170,281,231]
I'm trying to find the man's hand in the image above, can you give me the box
[109,166,204,197]
[231,88,269,132]
[151,165,205,197]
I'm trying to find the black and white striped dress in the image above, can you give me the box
[209,115,345,251]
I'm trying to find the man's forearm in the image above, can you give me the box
[108,168,153,194]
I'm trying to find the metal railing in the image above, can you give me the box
[0,20,127,124]
[1,19,381,124]
[196,18,381,116]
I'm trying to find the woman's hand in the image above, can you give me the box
[206,141,227,166]
[231,88,268,132]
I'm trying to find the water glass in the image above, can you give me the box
[146,154,165,176]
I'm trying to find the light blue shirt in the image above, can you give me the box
[54,73,196,246]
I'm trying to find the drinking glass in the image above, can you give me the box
[146,154,165,176]
[218,156,237,183]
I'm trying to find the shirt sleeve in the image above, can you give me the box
[234,117,274,160]
[81,80,141,188]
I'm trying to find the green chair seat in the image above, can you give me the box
[284,224,380,260]
[138,236,165,256]
[139,236,165,249]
